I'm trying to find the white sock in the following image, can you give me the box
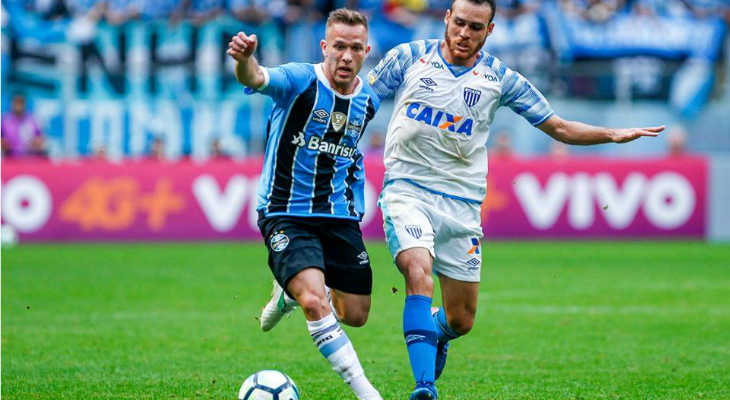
[307,313,382,400]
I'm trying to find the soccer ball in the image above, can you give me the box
[1,224,18,247]
[238,370,299,400]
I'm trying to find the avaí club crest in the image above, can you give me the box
[463,87,481,107]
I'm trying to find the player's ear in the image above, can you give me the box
[320,39,327,57]
[444,9,451,25]
[486,22,495,37]
[365,44,371,57]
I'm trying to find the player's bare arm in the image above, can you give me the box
[227,32,266,89]
[538,114,665,145]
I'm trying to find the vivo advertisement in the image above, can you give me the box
[0,157,707,241]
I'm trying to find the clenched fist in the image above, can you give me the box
[227,32,258,62]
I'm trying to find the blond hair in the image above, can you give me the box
[326,8,368,32]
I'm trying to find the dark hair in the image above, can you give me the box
[327,8,369,32]
[451,0,497,22]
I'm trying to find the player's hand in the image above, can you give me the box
[227,32,258,62]
[611,126,665,143]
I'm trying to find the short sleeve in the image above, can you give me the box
[366,41,435,102]
[499,67,554,126]
[245,62,314,104]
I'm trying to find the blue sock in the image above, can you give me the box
[433,307,461,344]
[403,295,437,385]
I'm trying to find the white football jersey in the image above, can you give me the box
[368,40,554,202]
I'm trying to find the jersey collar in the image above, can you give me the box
[315,63,363,99]
[437,41,484,78]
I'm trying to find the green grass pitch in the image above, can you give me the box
[2,241,729,399]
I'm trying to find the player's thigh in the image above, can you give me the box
[432,199,483,283]
[257,216,325,298]
[378,182,436,261]
[319,219,373,296]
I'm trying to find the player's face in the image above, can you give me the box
[321,23,371,91]
[444,0,495,65]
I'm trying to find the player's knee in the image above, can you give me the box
[404,267,433,292]
[297,291,329,317]
[339,303,370,327]
[342,313,368,327]
[449,317,474,335]
[448,311,476,335]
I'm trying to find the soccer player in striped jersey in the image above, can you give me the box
[367,0,664,398]
[228,8,383,400]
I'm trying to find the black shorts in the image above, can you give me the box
[257,214,373,297]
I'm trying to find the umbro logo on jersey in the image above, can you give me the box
[357,251,369,264]
[419,77,437,92]
[420,78,437,86]
[312,109,330,124]
[466,258,480,270]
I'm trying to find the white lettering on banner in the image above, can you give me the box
[644,172,695,229]
[514,173,571,229]
[595,173,646,229]
[1,176,52,233]
[569,173,593,230]
[192,174,248,232]
[514,172,696,231]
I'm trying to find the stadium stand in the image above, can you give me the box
[1,0,728,160]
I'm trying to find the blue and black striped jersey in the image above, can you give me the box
[246,62,381,221]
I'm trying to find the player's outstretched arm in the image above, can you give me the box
[227,32,266,89]
[538,115,664,145]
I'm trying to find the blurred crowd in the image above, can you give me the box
[4,0,728,48]
[7,0,730,23]
[2,0,728,160]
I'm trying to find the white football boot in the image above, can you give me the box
[259,280,298,331]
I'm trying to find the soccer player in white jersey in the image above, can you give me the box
[367,0,664,398]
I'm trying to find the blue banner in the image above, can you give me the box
[545,7,726,62]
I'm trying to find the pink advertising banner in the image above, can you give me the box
[0,156,706,242]
[480,156,707,238]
